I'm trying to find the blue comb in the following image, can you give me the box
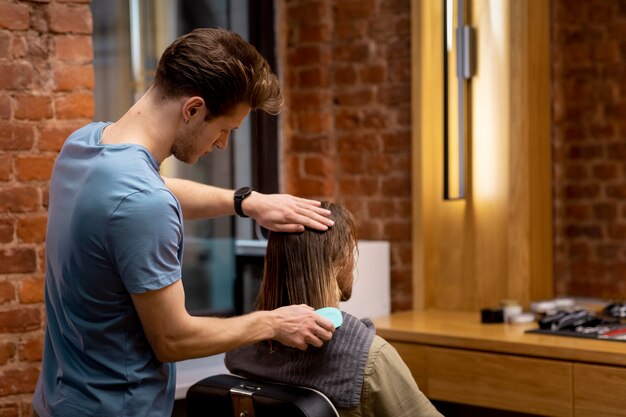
[315,307,343,329]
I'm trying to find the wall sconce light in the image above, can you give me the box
[443,0,476,200]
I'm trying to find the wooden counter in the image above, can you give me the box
[373,310,626,416]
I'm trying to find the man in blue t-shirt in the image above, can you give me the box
[31,28,335,417]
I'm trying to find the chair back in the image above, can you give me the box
[186,373,340,417]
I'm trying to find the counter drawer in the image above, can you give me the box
[574,363,626,417]
[426,347,573,417]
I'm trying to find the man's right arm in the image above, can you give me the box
[131,279,334,362]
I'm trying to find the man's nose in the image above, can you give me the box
[215,132,230,150]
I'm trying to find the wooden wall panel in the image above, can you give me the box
[412,0,553,310]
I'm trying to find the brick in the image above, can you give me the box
[593,203,617,220]
[606,185,626,199]
[0,248,37,274]
[564,163,586,182]
[0,3,30,30]
[333,88,374,106]
[287,45,331,67]
[378,85,410,106]
[0,32,8,58]
[381,176,410,197]
[335,109,363,131]
[42,184,49,208]
[55,92,94,119]
[0,341,16,366]
[333,66,358,86]
[564,184,600,199]
[0,280,15,304]
[40,122,78,151]
[286,178,328,199]
[48,3,92,34]
[0,154,11,181]
[382,130,410,151]
[337,132,380,152]
[363,110,390,129]
[305,156,333,178]
[368,200,396,217]
[338,177,379,196]
[19,276,44,304]
[18,333,43,361]
[296,23,330,43]
[0,306,40,333]
[0,122,35,150]
[297,111,330,134]
[287,1,328,22]
[10,34,28,59]
[15,155,55,181]
[335,0,377,20]
[296,67,330,88]
[0,366,40,395]
[569,242,591,259]
[338,153,366,174]
[0,218,13,243]
[360,64,386,84]
[54,35,92,63]
[287,134,330,153]
[564,203,591,221]
[564,224,602,239]
[53,64,94,91]
[14,95,53,120]
[335,20,367,41]
[0,62,34,90]
[0,401,18,417]
[355,219,381,240]
[333,43,371,63]
[0,186,39,213]
[0,94,10,120]
[290,91,329,111]
[17,214,47,243]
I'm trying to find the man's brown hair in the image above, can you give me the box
[257,202,358,311]
[154,28,283,119]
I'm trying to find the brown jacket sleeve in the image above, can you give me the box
[340,335,443,417]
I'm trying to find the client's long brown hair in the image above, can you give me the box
[256,202,357,311]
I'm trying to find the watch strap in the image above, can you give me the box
[234,187,253,218]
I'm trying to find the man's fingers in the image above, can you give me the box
[294,197,323,207]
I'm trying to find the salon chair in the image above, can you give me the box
[186,373,340,417]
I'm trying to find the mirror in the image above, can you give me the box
[443,0,475,200]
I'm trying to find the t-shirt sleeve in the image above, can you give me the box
[361,336,443,417]
[106,188,183,293]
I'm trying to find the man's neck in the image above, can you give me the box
[101,87,181,163]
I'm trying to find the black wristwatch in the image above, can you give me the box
[234,186,253,218]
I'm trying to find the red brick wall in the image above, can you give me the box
[552,0,626,298]
[281,0,412,311]
[0,0,93,414]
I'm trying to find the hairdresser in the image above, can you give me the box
[30,28,335,417]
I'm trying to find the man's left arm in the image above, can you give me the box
[163,177,333,232]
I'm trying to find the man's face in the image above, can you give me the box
[172,103,251,164]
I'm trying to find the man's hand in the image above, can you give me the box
[270,304,335,350]
[243,192,334,232]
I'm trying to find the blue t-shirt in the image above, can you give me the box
[33,122,183,417]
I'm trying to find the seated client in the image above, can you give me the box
[225,202,442,417]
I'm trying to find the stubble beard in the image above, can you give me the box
[171,130,202,164]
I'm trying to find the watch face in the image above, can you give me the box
[235,186,253,198]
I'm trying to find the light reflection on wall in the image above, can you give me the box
[472,0,508,202]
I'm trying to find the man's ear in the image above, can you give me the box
[181,96,205,122]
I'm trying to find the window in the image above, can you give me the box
[91,0,278,316]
